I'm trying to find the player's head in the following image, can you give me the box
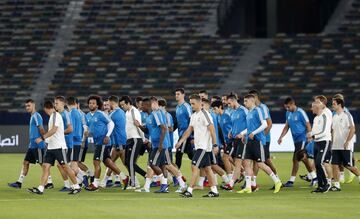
[314,95,327,106]
[142,97,151,112]
[295,149,308,161]
[211,100,223,115]
[332,97,345,111]
[201,98,211,111]
[150,96,159,111]
[66,96,78,108]
[221,93,228,105]
[108,95,119,110]
[227,93,239,109]
[25,99,36,113]
[248,89,260,103]
[87,95,103,112]
[103,98,110,113]
[54,96,66,112]
[135,96,143,109]
[43,100,54,116]
[158,98,167,109]
[311,101,323,115]
[243,94,256,109]
[175,88,185,102]
[211,95,221,103]
[333,93,344,100]
[189,94,201,111]
[119,95,132,111]
[283,97,296,112]
[199,90,208,99]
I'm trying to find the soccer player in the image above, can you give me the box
[277,97,316,187]
[8,99,53,189]
[249,89,278,189]
[102,95,128,188]
[308,101,332,193]
[222,93,248,190]
[27,101,81,195]
[174,88,194,169]
[221,94,233,116]
[177,94,219,198]
[330,96,360,191]
[54,96,76,192]
[199,90,209,99]
[103,98,111,114]
[237,94,282,194]
[84,95,124,191]
[120,95,147,189]
[211,100,234,182]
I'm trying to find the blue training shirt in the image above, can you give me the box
[86,110,113,146]
[230,105,248,136]
[70,108,83,146]
[147,109,170,149]
[162,109,174,149]
[286,107,309,143]
[217,112,232,145]
[210,111,222,147]
[176,101,192,137]
[259,103,271,143]
[141,111,149,140]
[109,108,127,146]
[246,106,266,145]
[60,110,73,148]
[29,112,45,149]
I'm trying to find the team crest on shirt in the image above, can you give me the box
[94,118,98,122]
[294,116,298,121]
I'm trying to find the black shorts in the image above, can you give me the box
[209,151,220,165]
[234,139,245,159]
[294,141,306,154]
[112,144,125,151]
[224,141,236,157]
[177,136,194,154]
[191,149,211,168]
[167,148,173,163]
[44,148,68,166]
[93,145,111,162]
[243,140,266,162]
[71,145,81,162]
[149,149,170,166]
[331,150,354,166]
[66,148,72,163]
[24,148,45,164]
[264,141,270,160]
[79,147,87,162]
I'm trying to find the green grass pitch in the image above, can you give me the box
[0,153,360,219]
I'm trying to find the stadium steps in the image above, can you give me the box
[324,0,355,34]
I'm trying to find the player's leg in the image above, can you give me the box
[9,149,34,188]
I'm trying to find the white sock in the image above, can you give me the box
[76,176,83,184]
[340,172,345,181]
[221,174,230,183]
[213,174,218,185]
[270,172,280,183]
[177,176,186,188]
[210,186,218,194]
[334,181,340,189]
[47,175,53,184]
[245,176,251,189]
[161,175,167,185]
[72,183,80,189]
[187,187,193,194]
[310,171,317,179]
[228,173,233,182]
[93,178,100,187]
[87,169,94,177]
[198,176,205,187]
[38,185,44,192]
[120,172,126,180]
[289,176,296,182]
[251,176,257,187]
[18,173,25,183]
[77,169,84,179]
[327,178,332,185]
[114,175,120,182]
[144,178,151,190]
[64,180,71,188]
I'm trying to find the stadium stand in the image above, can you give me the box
[0,0,70,112]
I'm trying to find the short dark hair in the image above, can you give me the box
[119,95,132,105]
[227,93,238,101]
[189,94,201,101]
[201,98,211,105]
[175,88,185,94]
[66,96,78,105]
[244,94,255,99]
[332,98,345,108]
[142,97,151,103]
[43,100,54,109]
[108,95,119,103]
[211,95,221,101]
[25,99,35,104]
[150,96,158,102]
[55,95,66,103]
[295,149,308,161]
[158,99,167,107]
[314,95,327,105]
[87,95,103,110]
[199,90,208,95]
[284,97,295,105]
[248,89,260,97]
[211,100,223,109]
[135,96,143,103]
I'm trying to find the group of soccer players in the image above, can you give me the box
[7,88,359,196]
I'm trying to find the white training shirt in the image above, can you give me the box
[46,111,67,150]
[332,111,355,151]
[189,109,213,152]
[125,106,144,139]
[311,110,332,142]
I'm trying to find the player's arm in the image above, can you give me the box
[35,124,58,143]
[249,119,267,140]
[175,126,193,149]
[264,118,272,135]
[344,116,355,150]
[208,123,219,154]
[277,122,289,145]
[64,124,73,134]
[38,125,46,136]
[158,124,167,151]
